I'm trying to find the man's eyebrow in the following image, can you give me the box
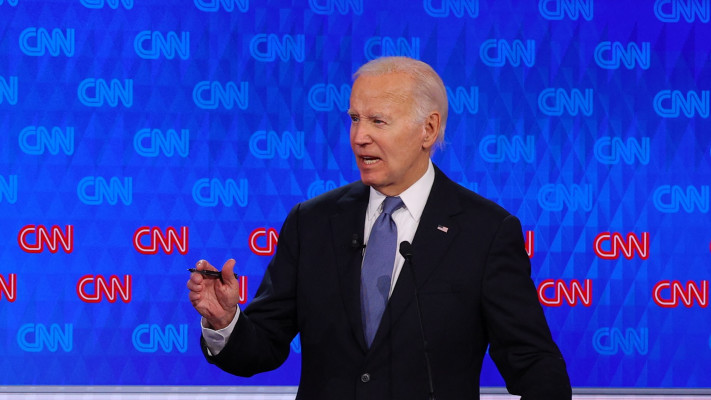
[346,109,389,120]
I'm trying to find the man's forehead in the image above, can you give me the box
[378,88,411,104]
[350,74,414,109]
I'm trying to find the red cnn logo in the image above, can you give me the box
[77,275,132,303]
[593,232,649,260]
[18,225,73,253]
[236,276,248,304]
[133,226,189,255]
[249,228,279,256]
[525,230,534,258]
[0,274,16,302]
[653,280,708,308]
[538,279,593,307]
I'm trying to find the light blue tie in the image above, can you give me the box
[361,196,404,346]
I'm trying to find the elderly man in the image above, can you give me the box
[188,56,572,400]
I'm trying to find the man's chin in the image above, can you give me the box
[361,179,392,195]
[360,177,376,187]
[358,172,380,188]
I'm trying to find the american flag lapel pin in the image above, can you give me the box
[437,225,449,233]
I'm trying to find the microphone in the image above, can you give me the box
[351,234,366,253]
[399,241,436,400]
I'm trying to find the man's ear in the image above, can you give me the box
[422,111,441,150]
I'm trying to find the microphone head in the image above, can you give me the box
[399,241,413,259]
[351,234,362,248]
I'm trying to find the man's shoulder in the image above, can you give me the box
[433,167,512,220]
[297,180,368,213]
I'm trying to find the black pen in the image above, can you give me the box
[187,268,240,280]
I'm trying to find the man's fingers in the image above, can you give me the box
[186,277,202,291]
[196,259,218,272]
[187,258,238,323]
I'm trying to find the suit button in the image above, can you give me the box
[360,373,371,383]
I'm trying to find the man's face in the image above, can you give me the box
[348,72,436,196]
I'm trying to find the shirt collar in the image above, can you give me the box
[366,160,435,222]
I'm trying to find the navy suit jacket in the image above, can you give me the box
[202,166,572,400]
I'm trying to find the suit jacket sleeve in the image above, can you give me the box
[200,203,302,377]
[482,214,572,400]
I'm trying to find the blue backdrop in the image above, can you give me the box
[1,0,710,390]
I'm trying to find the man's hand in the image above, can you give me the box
[187,259,240,330]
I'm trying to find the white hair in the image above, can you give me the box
[354,56,448,148]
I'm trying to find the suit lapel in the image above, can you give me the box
[371,168,463,348]
[329,183,370,352]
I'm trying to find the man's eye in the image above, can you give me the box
[349,115,359,122]
[373,119,384,124]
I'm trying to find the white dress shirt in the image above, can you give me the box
[202,161,436,355]
[362,161,434,297]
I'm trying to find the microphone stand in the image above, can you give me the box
[400,241,436,400]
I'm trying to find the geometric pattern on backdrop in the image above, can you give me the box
[0,0,710,388]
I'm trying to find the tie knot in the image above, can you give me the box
[381,196,404,216]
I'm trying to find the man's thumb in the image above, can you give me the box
[221,258,238,283]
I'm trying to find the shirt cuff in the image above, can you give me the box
[201,307,240,356]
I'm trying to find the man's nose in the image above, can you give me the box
[351,125,372,145]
